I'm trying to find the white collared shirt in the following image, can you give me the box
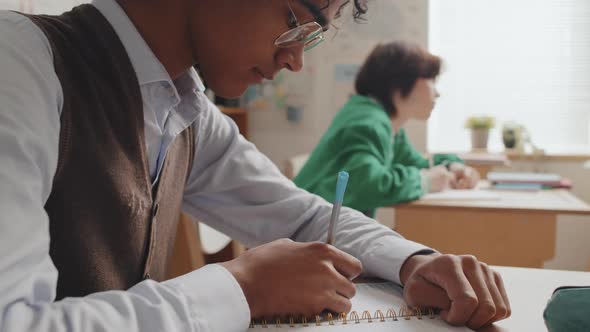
[0,0,430,331]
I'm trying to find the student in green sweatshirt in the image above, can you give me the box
[294,41,480,217]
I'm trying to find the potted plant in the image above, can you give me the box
[465,116,495,150]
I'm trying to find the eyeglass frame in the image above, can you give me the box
[274,0,326,52]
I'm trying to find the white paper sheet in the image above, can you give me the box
[421,190,500,201]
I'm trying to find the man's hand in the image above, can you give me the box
[400,253,511,330]
[449,163,480,189]
[422,165,456,192]
[220,239,363,318]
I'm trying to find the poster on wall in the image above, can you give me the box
[0,0,87,14]
[327,44,380,121]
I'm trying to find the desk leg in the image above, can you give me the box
[394,208,556,268]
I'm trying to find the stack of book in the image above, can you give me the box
[458,152,511,167]
[487,172,572,190]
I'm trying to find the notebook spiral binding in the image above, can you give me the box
[249,306,436,328]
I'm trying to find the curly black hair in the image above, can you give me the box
[298,0,368,27]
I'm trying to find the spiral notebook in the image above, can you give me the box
[249,282,472,331]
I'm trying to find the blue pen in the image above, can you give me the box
[326,171,349,245]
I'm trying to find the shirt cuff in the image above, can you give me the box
[419,169,431,194]
[448,161,466,172]
[362,236,433,285]
[163,264,250,331]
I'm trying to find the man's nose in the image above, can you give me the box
[276,45,304,72]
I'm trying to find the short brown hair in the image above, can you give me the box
[354,41,441,116]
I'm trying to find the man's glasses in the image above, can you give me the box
[274,0,325,52]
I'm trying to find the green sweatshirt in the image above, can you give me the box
[294,95,462,217]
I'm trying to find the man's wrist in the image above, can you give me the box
[219,260,257,316]
[420,169,431,193]
[399,249,438,286]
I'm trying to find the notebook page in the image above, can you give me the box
[421,190,500,201]
[350,282,406,312]
[250,282,472,331]
[254,319,471,331]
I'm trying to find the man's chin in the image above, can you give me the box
[208,82,247,99]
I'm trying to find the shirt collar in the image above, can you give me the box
[90,0,204,94]
[175,67,205,95]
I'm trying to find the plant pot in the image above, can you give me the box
[471,128,490,150]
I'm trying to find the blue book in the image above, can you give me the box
[492,183,543,191]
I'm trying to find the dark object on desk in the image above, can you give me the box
[544,286,590,332]
[502,126,517,148]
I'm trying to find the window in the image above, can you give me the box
[428,0,590,153]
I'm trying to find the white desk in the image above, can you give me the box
[481,266,590,332]
[199,223,232,255]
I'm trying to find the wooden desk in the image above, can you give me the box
[395,187,590,268]
[481,266,590,332]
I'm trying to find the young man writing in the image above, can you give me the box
[0,0,509,331]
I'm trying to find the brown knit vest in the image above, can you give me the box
[22,5,194,299]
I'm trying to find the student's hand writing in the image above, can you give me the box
[220,239,363,319]
[422,165,456,192]
[400,253,511,330]
[449,163,480,189]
